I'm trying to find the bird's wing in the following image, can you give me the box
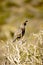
[14,29,22,36]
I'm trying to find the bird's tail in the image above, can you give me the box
[13,37,17,42]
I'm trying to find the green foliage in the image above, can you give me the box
[0,0,5,2]
[24,11,34,18]
[6,2,20,8]
[0,12,10,25]
[0,15,6,25]
[24,0,32,3]
[0,5,4,12]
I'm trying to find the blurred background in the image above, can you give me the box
[0,0,43,41]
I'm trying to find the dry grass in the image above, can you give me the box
[0,30,43,65]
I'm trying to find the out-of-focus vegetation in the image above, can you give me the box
[0,0,43,40]
[0,0,43,65]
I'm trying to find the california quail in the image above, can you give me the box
[13,20,28,42]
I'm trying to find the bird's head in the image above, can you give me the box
[20,20,28,29]
[24,20,28,26]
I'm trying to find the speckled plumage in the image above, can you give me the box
[13,20,28,42]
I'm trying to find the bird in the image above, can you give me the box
[13,20,28,42]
